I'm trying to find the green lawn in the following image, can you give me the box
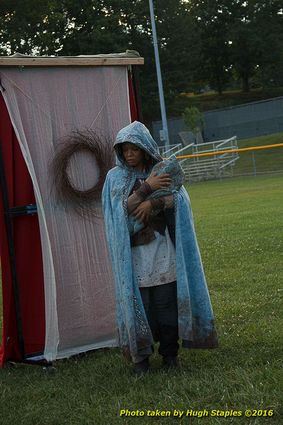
[0,175,282,425]
[169,87,283,116]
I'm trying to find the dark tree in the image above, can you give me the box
[0,0,282,118]
[185,0,233,94]
[228,0,283,92]
[0,0,66,55]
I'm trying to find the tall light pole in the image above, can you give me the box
[148,0,170,151]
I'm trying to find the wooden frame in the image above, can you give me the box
[0,56,144,67]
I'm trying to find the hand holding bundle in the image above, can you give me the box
[128,155,184,234]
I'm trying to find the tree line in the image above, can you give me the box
[0,0,282,122]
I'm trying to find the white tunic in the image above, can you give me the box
[131,227,176,287]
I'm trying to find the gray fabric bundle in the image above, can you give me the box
[129,155,184,234]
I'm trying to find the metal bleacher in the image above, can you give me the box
[160,135,239,183]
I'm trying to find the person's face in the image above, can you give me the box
[121,142,145,171]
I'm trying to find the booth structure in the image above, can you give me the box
[0,53,143,366]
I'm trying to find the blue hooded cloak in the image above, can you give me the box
[102,121,218,362]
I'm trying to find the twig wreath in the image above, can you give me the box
[52,129,114,216]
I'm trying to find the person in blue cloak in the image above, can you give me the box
[102,121,218,375]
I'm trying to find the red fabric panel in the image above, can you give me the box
[0,93,45,366]
[128,71,138,122]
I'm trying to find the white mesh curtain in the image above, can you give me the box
[0,66,131,361]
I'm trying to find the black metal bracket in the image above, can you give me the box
[8,204,37,217]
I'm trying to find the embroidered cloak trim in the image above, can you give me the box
[102,121,218,362]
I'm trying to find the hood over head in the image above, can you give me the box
[114,121,162,167]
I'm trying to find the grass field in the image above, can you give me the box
[233,133,283,176]
[0,175,282,425]
[168,87,283,117]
